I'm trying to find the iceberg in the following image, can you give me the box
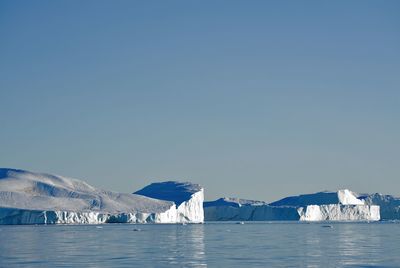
[204,198,299,221]
[359,193,400,220]
[205,190,381,222]
[134,181,204,223]
[0,168,203,224]
[270,189,379,222]
[297,204,380,221]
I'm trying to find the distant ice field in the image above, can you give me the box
[1,221,400,267]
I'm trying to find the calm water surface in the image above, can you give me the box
[0,222,399,267]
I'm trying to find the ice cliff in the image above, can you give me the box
[297,204,380,221]
[205,190,380,222]
[359,193,400,220]
[134,181,204,223]
[272,189,379,222]
[204,198,299,221]
[0,168,203,224]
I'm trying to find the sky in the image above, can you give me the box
[0,0,399,202]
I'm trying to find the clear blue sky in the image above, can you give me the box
[1,1,399,201]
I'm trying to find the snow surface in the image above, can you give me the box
[135,181,204,223]
[0,168,203,224]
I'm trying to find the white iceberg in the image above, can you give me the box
[271,189,379,222]
[205,189,381,222]
[0,168,202,224]
[297,204,380,221]
[134,181,204,223]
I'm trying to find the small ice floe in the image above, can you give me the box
[181,222,187,226]
[321,225,333,228]
[95,226,103,229]
[236,221,245,225]
[133,228,141,232]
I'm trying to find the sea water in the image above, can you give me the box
[1,222,399,267]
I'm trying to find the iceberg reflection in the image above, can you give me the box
[160,224,206,267]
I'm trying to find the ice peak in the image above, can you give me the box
[337,189,364,205]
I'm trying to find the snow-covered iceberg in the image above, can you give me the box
[205,190,381,222]
[204,198,300,221]
[134,181,204,223]
[0,168,202,224]
[271,189,380,222]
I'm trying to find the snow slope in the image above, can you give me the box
[135,181,204,223]
[0,168,199,224]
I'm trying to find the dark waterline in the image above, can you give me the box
[1,222,399,267]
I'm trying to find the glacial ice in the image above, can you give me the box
[204,198,299,221]
[297,204,380,221]
[134,181,204,223]
[0,168,203,224]
[359,193,400,220]
[2,167,399,224]
[275,189,379,221]
[205,189,381,222]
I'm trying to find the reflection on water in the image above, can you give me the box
[303,226,323,268]
[337,224,384,267]
[302,223,388,268]
[0,224,206,268]
[160,224,206,267]
[0,222,399,267]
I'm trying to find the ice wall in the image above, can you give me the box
[135,181,204,223]
[298,204,380,221]
[360,193,400,220]
[205,204,300,221]
[0,205,181,224]
[204,197,299,221]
